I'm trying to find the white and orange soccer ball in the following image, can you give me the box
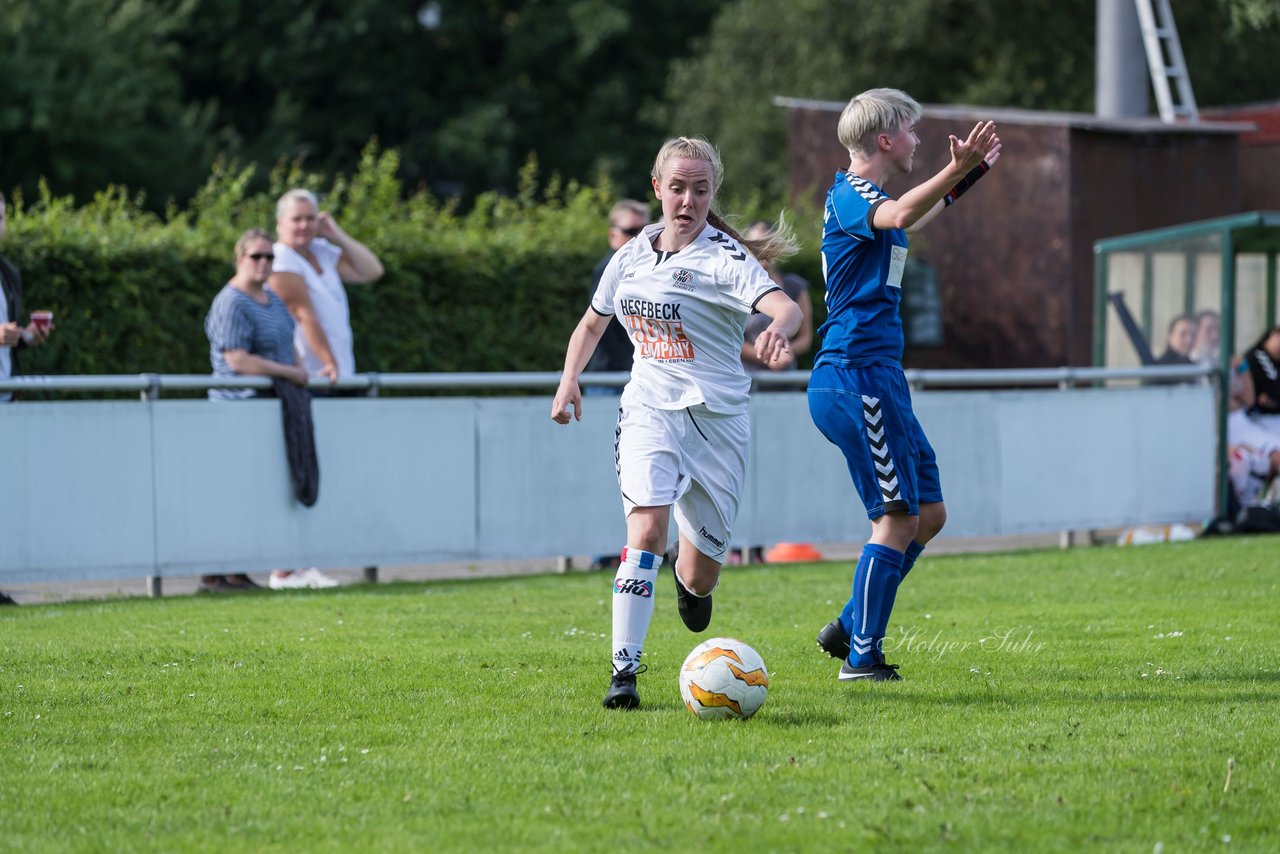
[678,637,769,720]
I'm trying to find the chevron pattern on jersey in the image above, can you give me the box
[707,230,747,262]
[862,395,901,505]
[845,173,885,204]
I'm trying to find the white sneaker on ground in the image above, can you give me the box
[299,567,340,588]
[269,568,340,590]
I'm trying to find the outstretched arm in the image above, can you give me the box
[907,142,1002,234]
[872,121,1000,232]
[551,309,613,424]
[752,290,804,367]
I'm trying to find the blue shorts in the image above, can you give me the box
[808,362,943,519]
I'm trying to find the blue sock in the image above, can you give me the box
[838,544,905,667]
[871,541,924,660]
[900,540,925,582]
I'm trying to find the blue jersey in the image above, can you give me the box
[815,171,910,368]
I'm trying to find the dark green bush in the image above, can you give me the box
[5,144,821,377]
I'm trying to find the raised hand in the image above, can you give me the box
[949,121,999,173]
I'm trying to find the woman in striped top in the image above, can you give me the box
[205,229,307,400]
[202,229,327,593]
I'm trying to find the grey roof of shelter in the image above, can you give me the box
[772,97,1255,136]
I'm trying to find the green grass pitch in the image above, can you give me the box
[3,537,1278,851]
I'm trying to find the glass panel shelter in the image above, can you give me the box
[1094,211,1280,514]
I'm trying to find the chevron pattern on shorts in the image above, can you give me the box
[862,395,901,505]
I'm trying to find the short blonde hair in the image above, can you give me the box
[651,137,723,194]
[276,188,319,221]
[837,88,923,158]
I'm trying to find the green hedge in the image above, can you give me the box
[5,144,822,377]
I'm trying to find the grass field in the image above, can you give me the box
[3,537,1278,852]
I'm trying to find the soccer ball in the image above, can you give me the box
[678,637,769,720]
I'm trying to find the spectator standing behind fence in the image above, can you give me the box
[269,189,384,388]
[204,228,337,593]
[1,190,55,606]
[584,200,650,395]
[585,200,650,571]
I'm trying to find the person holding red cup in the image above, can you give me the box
[1,190,56,605]
[1,190,56,406]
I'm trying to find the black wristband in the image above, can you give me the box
[943,160,991,206]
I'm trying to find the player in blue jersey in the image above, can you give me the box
[808,88,1000,681]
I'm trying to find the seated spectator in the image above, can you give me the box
[1153,314,1195,365]
[204,228,337,592]
[1190,309,1220,368]
[1243,326,1280,424]
[1227,353,1280,507]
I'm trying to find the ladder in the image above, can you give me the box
[1133,0,1199,122]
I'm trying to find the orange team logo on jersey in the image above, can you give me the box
[625,316,695,361]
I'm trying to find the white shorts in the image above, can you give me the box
[615,402,750,561]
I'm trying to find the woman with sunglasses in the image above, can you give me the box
[585,199,651,385]
[206,229,308,400]
[201,229,321,594]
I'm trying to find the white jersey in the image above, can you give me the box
[271,238,355,377]
[591,222,780,415]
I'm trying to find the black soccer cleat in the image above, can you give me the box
[672,569,712,633]
[603,664,646,710]
[816,619,851,661]
[837,660,902,682]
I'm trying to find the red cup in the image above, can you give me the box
[30,310,52,330]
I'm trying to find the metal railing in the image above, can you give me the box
[0,363,1218,398]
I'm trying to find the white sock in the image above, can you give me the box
[611,547,662,671]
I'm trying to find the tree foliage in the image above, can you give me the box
[4,146,620,379]
[0,0,1275,212]
[1,0,721,208]
[0,0,216,205]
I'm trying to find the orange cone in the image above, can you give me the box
[765,542,824,563]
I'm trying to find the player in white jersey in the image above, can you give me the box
[551,137,804,710]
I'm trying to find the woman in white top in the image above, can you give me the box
[269,189,384,385]
[551,136,803,710]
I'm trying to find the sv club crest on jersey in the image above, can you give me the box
[671,268,695,292]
